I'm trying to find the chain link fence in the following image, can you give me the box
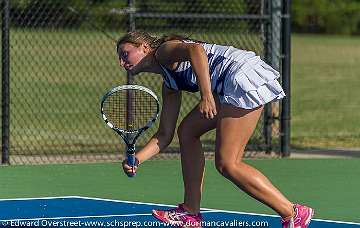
[1,0,285,165]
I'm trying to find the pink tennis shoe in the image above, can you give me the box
[152,203,203,228]
[281,204,314,228]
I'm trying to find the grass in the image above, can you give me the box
[6,28,266,156]
[8,29,125,155]
[291,34,360,149]
[5,29,360,156]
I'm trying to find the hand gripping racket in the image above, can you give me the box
[101,85,160,177]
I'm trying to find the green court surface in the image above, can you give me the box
[1,158,359,223]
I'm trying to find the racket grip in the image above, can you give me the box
[126,153,137,177]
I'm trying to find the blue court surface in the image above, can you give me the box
[0,196,358,227]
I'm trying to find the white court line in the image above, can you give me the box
[0,213,152,222]
[201,210,360,225]
[0,211,216,223]
[1,196,359,225]
[0,196,185,210]
[76,196,360,225]
[0,196,79,201]
[311,218,360,226]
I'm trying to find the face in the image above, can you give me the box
[117,42,148,71]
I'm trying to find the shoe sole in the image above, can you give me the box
[152,210,170,223]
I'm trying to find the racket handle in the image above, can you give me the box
[126,153,137,177]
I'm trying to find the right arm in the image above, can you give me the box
[133,83,181,164]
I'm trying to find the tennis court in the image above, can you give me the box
[1,159,359,227]
[0,196,358,228]
[1,1,360,228]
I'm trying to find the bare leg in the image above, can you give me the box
[177,98,219,214]
[215,105,294,219]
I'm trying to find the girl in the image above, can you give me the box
[117,31,314,228]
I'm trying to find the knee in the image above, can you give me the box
[215,159,237,178]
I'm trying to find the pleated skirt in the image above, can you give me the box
[219,56,285,109]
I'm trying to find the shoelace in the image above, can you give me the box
[167,210,190,221]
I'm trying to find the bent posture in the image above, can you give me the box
[117,31,314,228]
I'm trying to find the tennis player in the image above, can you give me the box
[117,31,314,228]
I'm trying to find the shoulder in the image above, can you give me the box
[155,40,203,56]
[155,40,183,70]
[154,40,185,70]
[155,40,204,68]
[155,40,185,57]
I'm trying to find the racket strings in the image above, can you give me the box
[102,89,158,131]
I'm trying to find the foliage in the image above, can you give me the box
[9,0,251,32]
[291,0,360,35]
[9,1,360,34]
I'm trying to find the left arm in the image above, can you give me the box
[155,41,217,119]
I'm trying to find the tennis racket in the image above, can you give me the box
[100,84,160,177]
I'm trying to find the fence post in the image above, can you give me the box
[280,0,291,157]
[264,0,281,154]
[2,0,10,164]
[127,0,136,85]
[272,0,282,74]
[128,0,136,32]
[263,0,272,154]
[126,0,136,129]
